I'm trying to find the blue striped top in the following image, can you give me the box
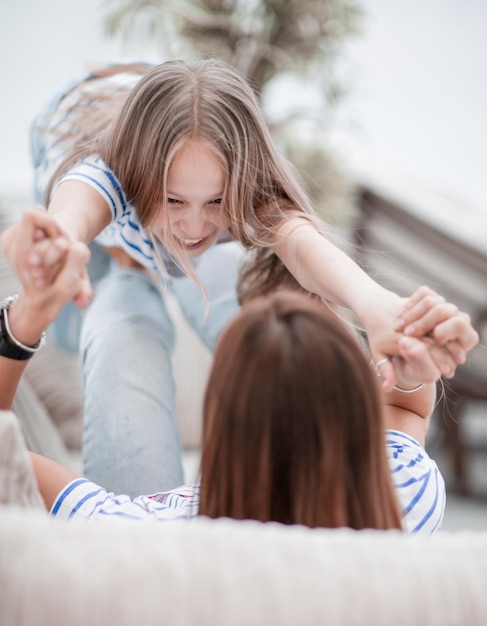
[50,430,445,534]
[32,70,205,278]
[386,429,445,534]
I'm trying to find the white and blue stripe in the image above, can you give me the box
[51,478,200,522]
[51,429,446,534]
[386,429,446,534]
[32,70,169,276]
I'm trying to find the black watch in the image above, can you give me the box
[0,296,46,360]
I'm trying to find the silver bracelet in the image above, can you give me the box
[1,295,46,353]
[374,358,425,393]
[391,383,426,393]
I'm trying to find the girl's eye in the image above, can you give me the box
[167,198,181,205]
[211,198,222,205]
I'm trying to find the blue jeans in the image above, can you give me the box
[80,242,243,497]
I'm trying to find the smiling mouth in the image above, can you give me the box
[174,235,207,250]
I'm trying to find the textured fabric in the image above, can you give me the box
[52,428,445,535]
[0,411,45,509]
[1,511,487,626]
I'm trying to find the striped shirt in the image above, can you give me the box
[386,429,445,534]
[32,69,200,277]
[51,480,200,522]
[51,430,445,534]
[60,155,183,276]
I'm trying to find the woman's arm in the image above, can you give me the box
[29,453,79,510]
[378,291,479,446]
[0,208,90,409]
[379,339,439,447]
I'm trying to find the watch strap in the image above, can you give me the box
[0,297,46,361]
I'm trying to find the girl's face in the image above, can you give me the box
[152,139,228,258]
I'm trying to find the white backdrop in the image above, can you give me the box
[1,0,486,211]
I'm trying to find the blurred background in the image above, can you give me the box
[1,0,486,529]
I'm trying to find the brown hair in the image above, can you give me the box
[43,63,153,203]
[42,59,323,294]
[199,290,402,530]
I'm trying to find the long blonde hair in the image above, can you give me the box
[43,59,324,296]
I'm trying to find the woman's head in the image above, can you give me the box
[199,290,401,530]
[103,59,317,268]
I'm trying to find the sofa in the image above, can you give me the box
[1,410,487,626]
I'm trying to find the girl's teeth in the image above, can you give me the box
[179,237,203,245]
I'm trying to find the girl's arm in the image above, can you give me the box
[48,180,112,243]
[272,218,476,388]
[21,181,112,290]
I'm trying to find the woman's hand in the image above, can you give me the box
[1,207,92,341]
[1,206,69,287]
[1,207,92,312]
[396,285,479,357]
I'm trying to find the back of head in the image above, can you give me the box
[199,290,401,530]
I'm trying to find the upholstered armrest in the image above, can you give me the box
[1,510,487,625]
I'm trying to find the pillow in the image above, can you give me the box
[0,411,45,509]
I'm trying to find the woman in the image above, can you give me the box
[1,209,479,533]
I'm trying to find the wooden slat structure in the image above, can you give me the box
[354,185,487,496]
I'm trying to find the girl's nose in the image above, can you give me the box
[178,208,207,237]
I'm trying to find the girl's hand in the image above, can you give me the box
[372,287,479,392]
[395,285,479,357]
[1,206,92,312]
[2,206,73,289]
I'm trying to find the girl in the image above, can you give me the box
[0,210,479,532]
[24,59,466,497]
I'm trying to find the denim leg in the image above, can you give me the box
[171,241,244,351]
[48,242,113,354]
[81,267,183,497]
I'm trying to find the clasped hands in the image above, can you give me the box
[0,207,91,336]
[368,287,479,392]
[0,207,480,389]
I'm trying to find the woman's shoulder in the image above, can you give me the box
[385,429,446,534]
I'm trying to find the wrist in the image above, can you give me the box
[352,286,403,328]
[7,292,53,345]
[0,295,47,360]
